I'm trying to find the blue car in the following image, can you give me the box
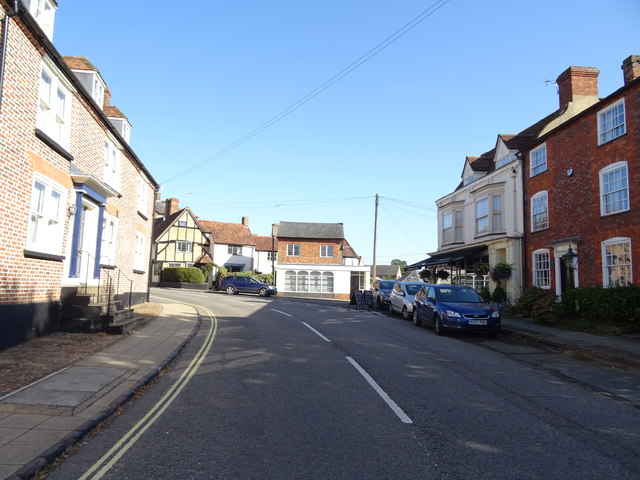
[412,285,500,336]
[220,275,277,297]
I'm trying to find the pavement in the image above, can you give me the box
[1,303,639,480]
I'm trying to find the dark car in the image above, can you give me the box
[220,275,277,297]
[370,280,396,308]
[412,285,500,336]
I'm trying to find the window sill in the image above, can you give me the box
[137,211,149,221]
[100,264,117,269]
[600,208,631,218]
[597,131,626,147]
[133,269,145,275]
[35,129,74,161]
[24,249,65,262]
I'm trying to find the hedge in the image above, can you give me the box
[161,267,206,283]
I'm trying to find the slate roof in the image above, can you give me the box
[104,105,127,119]
[277,222,345,239]
[199,220,255,246]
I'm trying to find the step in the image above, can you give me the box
[107,316,146,335]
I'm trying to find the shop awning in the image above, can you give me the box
[407,245,487,270]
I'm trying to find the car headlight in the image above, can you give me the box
[490,311,500,318]
[445,310,461,319]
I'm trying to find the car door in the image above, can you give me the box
[414,287,427,321]
[423,286,437,321]
[236,277,250,293]
[390,283,404,312]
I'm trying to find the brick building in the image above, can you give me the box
[523,56,639,295]
[274,222,370,299]
[0,1,158,348]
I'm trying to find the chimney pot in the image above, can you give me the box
[242,216,250,228]
[622,55,640,84]
[168,198,180,215]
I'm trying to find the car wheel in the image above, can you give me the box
[434,316,445,336]
[402,307,410,321]
[412,309,422,327]
[225,286,236,295]
[258,287,268,297]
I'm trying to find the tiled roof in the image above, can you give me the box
[254,235,278,251]
[104,105,126,119]
[63,56,98,71]
[277,222,344,239]
[199,220,255,246]
[153,208,186,241]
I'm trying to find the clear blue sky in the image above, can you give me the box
[53,0,639,266]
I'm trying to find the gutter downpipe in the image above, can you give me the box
[0,1,19,113]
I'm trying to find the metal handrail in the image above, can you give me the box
[101,264,134,319]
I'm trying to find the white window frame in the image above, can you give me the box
[103,138,120,191]
[137,175,148,214]
[442,212,453,244]
[37,63,71,149]
[134,232,145,271]
[530,144,547,177]
[287,244,300,257]
[228,245,242,255]
[25,0,56,39]
[176,241,192,253]
[601,237,632,287]
[475,198,489,235]
[598,99,626,145]
[320,245,334,258]
[531,191,549,232]
[532,249,551,289]
[599,161,629,216]
[26,174,66,255]
[100,213,118,266]
[492,194,503,232]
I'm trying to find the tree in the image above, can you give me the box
[391,259,407,269]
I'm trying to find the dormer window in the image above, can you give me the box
[495,153,513,169]
[71,70,106,109]
[24,0,56,39]
[463,173,483,186]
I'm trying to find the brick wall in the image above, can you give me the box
[524,84,640,289]
[277,239,344,265]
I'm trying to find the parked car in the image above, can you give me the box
[370,280,396,308]
[220,276,277,297]
[389,281,427,320]
[412,285,500,336]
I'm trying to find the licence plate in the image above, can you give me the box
[468,319,487,325]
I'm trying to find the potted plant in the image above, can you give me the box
[419,269,432,282]
[490,262,513,285]
[472,262,490,276]
[436,269,450,284]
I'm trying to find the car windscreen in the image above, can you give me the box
[405,284,422,295]
[437,287,483,303]
[380,281,395,289]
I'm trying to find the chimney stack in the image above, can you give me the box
[168,198,180,215]
[622,55,640,85]
[242,216,250,228]
[556,66,600,111]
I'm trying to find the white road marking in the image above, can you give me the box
[271,309,292,317]
[345,356,413,424]
[301,322,332,342]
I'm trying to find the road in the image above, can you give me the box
[46,289,640,479]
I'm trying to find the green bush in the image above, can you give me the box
[162,267,206,283]
[563,285,640,325]
[531,292,562,325]
[219,271,274,285]
[478,286,491,302]
[491,285,507,303]
[512,287,549,316]
[199,263,214,281]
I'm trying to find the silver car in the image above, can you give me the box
[389,281,428,320]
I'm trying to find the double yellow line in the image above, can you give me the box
[79,301,218,480]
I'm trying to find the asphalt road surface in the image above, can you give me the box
[45,289,640,479]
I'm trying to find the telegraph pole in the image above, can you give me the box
[372,193,379,281]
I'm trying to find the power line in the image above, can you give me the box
[160,0,452,184]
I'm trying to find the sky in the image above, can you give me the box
[52,0,639,267]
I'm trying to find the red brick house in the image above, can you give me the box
[0,1,158,348]
[523,56,639,295]
[274,222,370,299]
